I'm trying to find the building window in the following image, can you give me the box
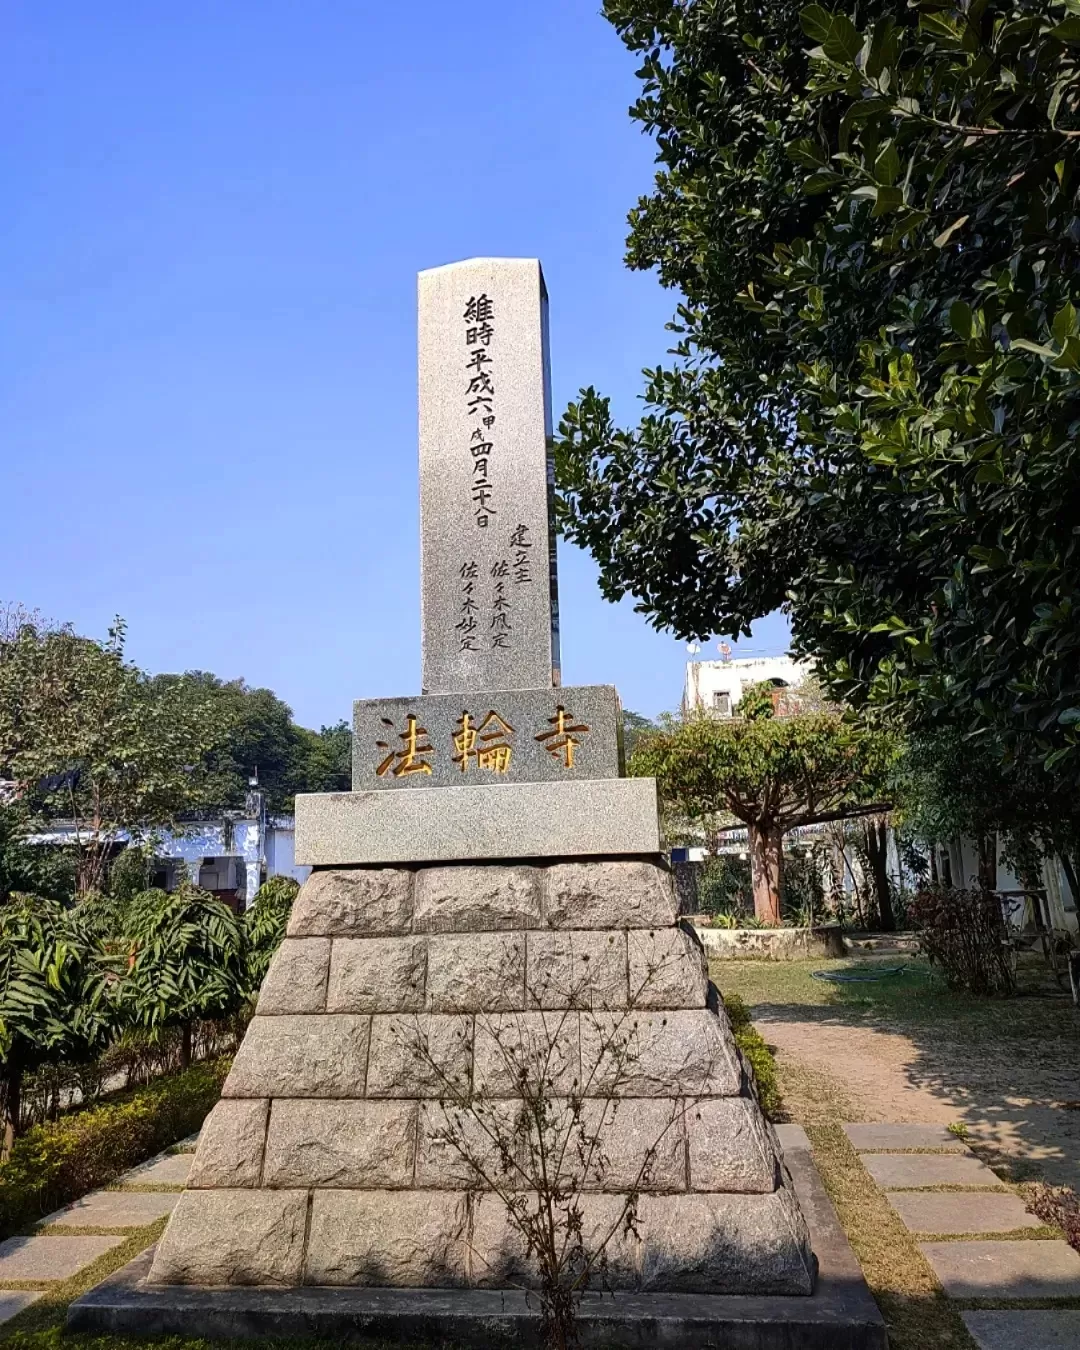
[712,692,732,716]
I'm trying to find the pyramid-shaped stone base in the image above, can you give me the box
[150,858,814,1296]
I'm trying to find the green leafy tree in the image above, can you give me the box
[0,897,114,1150]
[242,875,299,996]
[631,686,893,922]
[557,0,1080,791]
[0,620,226,894]
[112,885,246,1067]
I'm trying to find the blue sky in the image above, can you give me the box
[2,2,790,727]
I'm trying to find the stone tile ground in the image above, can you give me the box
[0,1131,200,1328]
[847,1121,1080,1349]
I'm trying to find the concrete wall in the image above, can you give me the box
[683,656,813,716]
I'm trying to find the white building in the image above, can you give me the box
[683,654,814,718]
[26,801,309,910]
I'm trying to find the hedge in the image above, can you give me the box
[723,993,781,1120]
[0,1057,228,1238]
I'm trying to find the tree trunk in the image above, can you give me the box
[180,1023,193,1070]
[929,848,940,884]
[749,822,783,926]
[977,834,998,890]
[2,1062,22,1161]
[864,818,895,932]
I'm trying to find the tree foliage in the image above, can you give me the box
[242,875,298,995]
[631,685,893,920]
[0,620,226,893]
[558,0,1080,784]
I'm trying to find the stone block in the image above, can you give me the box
[861,1152,1003,1189]
[962,1310,1080,1350]
[366,1014,473,1098]
[920,1239,1080,1299]
[187,1099,268,1189]
[544,859,676,930]
[0,1292,42,1324]
[353,687,622,790]
[287,868,413,937]
[293,779,660,867]
[263,1100,417,1189]
[47,1190,179,1228]
[888,1191,1039,1235]
[525,931,628,1009]
[148,1190,308,1286]
[305,1190,470,1287]
[118,1152,192,1187]
[326,937,427,1014]
[469,1191,640,1289]
[222,1015,370,1099]
[255,938,330,1015]
[686,1097,779,1193]
[414,864,541,932]
[426,933,526,1012]
[581,1010,742,1098]
[638,1189,815,1294]
[415,1100,527,1190]
[843,1122,968,1152]
[628,927,708,1010]
[0,1234,123,1281]
[473,1012,581,1097]
[577,1099,687,1193]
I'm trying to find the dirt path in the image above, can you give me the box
[756,1010,1080,1187]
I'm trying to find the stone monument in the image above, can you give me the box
[143,259,815,1320]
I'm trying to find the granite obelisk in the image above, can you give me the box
[130,259,815,1333]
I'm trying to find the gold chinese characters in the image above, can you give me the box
[373,706,592,778]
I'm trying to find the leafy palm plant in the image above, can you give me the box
[111,885,246,1068]
[0,895,115,1152]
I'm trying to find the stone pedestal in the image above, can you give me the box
[149,857,814,1297]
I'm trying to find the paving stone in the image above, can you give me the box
[148,1190,308,1286]
[0,1233,124,1281]
[843,1123,968,1152]
[287,868,413,938]
[327,937,427,1014]
[174,1132,200,1152]
[686,1097,778,1193]
[118,1152,193,1187]
[920,1239,1080,1299]
[263,1100,417,1188]
[962,1310,1080,1350]
[544,859,677,930]
[0,1291,42,1323]
[366,1013,473,1098]
[862,1151,1003,1189]
[628,927,708,1010]
[525,931,628,1009]
[425,932,526,1012]
[889,1191,1038,1234]
[46,1190,179,1228]
[413,865,541,932]
[305,1190,470,1287]
[222,1014,370,1098]
[187,1099,268,1189]
[255,938,330,1014]
[774,1123,811,1153]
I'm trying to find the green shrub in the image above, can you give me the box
[0,1057,228,1238]
[722,993,781,1120]
[697,855,752,916]
[243,876,298,993]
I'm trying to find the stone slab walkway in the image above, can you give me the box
[846,1120,1080,1349]
[0,1130,201,1329]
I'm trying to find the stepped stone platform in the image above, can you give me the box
[143,858,814,1296]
